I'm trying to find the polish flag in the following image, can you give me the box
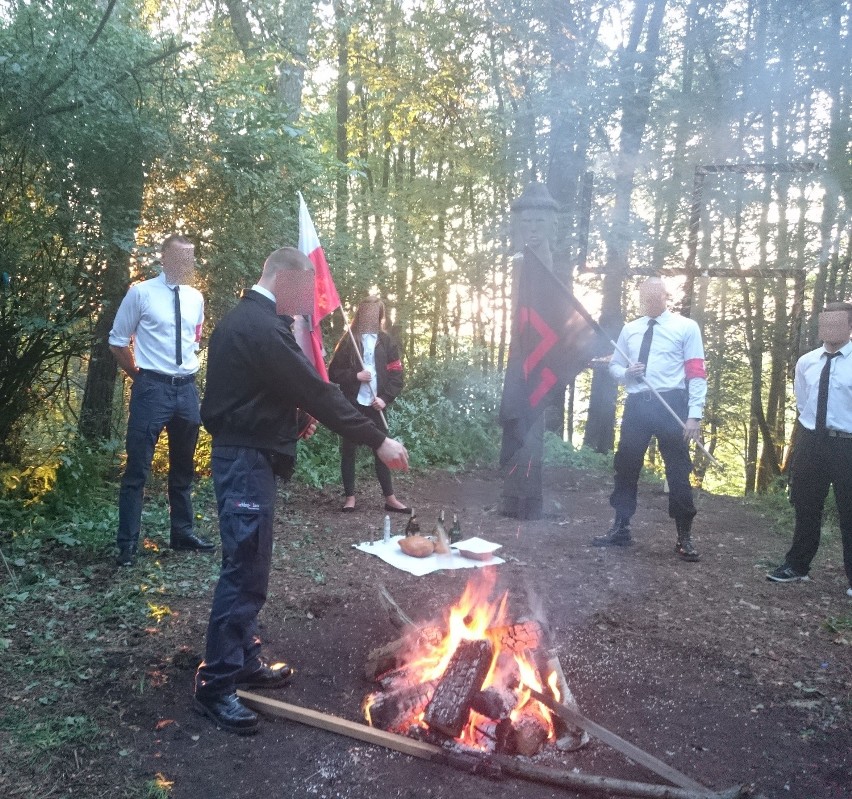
[296,192,342,383]
[298,192,341,324]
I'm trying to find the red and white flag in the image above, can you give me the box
[298,192,341,324]
[296,192,342,381]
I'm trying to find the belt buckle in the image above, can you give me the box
[170,375,181,386]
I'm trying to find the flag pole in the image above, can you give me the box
[561,283,722,470]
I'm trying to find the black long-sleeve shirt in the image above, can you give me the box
[201,291,386,456]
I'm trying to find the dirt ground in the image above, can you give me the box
[7,465,852,799]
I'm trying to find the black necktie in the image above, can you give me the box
[173,286,183,367]
[638,318,656,369]
[815,351,839,434]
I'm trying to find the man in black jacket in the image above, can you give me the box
[194,247,408,735]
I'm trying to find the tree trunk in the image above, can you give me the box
[584,0,667,453]
[78,158,144,441]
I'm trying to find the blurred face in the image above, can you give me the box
[638,280,668,318]
[356,302,382,334]
[518,209,556,251]
[162,242,195,285]
[274,267,315,316]
[818,310,852,348]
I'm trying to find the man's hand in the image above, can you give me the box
[683,418,701,443]
[357,369,373,383]
[300,419,318,439]
[626,362,646,380]
[371,397,386,411]
[377,437,409,470]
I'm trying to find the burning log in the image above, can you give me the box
[491,619,543,654]
[423,638,493,738]
[365,625,444,680]
[365,620,542,682]
[507,715,550,757]
[470,686,516,720]
[365,680,438,733]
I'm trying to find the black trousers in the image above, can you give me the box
[785,426,852,584]
[610,389,696,523]
[195,446,277,698]
[340,404,393,497]
[117,373,200,551]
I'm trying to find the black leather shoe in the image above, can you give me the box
[194,692,259,735]
[115,548,135,567]
[170,532,215,552]
[237,662,294,690]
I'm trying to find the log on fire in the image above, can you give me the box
[423,638,493,738]
[365,620,543,681]
[365,679,438,733]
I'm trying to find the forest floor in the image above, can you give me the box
[2,464,851,799]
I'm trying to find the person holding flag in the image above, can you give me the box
[328,297,409,514]
[592,277,707,561]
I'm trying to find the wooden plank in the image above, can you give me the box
[237,690,441,760]
[238,691,744,799]
[526,687,714,797]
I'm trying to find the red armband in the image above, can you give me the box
[386,359,403,372]
[685,358,706,379]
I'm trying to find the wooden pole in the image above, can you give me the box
[525,687,713,795]
[237,692,748,799]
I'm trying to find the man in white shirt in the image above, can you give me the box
[593,277,707,561]
[108,234,214,566]
[767,301,852,596]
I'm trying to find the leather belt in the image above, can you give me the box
[138,369,196,386]
[826,429,852,439]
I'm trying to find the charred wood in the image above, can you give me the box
[423,639,493,738]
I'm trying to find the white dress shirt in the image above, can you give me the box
[794,340,852,433]
[609,309,707,419]
[357,333,378,406]
[109,273,204,376]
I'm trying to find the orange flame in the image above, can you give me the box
[364,571,557,750]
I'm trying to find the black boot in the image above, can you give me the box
[675,518,700,562]
[592,515,632,547]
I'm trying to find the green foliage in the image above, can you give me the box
[295,426,343,488]
[141,776,174,799]
[543,433,613,473]
[387,357,501,470]
[0,709,100,763]
[294,355,501,489]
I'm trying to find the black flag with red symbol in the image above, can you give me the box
[499,249,599,466]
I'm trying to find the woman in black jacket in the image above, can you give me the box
[328,297,409,514]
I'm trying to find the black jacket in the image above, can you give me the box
[201,291,386,456]
[328,331,404,408]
